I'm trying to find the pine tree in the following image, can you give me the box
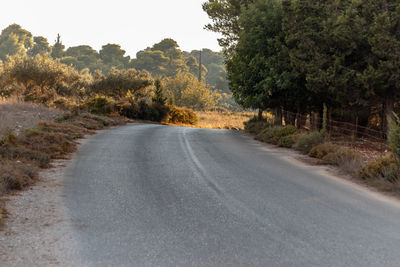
[51,34,65,59]
[152,79,167,105]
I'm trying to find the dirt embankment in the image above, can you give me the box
[0,99,62,137]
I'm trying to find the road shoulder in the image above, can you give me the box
[0,157,83,266]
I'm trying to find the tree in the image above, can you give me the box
[91,67,152,99]
[149,39,189,76]
[163,72,220,110]
[0,24,33,61]
[362,0,400,133]
[152,79,167,105]
[51,34,65,59]
[130,50,169,77]
[62,45,101,71]
[203,0,256,53]
[227,0,287,114]
[28,36,51,56]
[206,63,228,92]
[99,44,130,69]
[2,54,80,103]
[0,34,26,61]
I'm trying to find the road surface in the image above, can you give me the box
[64,124,400,266]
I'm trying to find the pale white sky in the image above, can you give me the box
[0,0,221,58]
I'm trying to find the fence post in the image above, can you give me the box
[322,103,328,140]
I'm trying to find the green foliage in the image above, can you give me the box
[388,113,400,159]
[163,72,220,110]
[0,24,33,61]
[134,101,169,122]
[256,125,297,145]
[206,0,400,129]
[256,127,281,144]
[244,118,271,134]
[132,38,189,77]
[87,96,114,115]
[130,40,228,99]
[99,43,130,69]
[278,135,296,148]
[274,125,297,141]
[226,0,293,112]
[2,54,80,103]
[358,156,399,184]
[0,23,228,110]
[293,132,324,154]
[131,50,170,77]
[28,36,51,56]
[202,0,256,52]
[152,79,167,105]
[91,67,152,99]
[51,34,65,59]
[61,45,104,72]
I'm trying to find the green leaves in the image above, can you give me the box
[389,112,400,159]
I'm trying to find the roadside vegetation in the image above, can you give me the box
[0,112,125,194]
[204,0,400,194]
[245,117,400,193]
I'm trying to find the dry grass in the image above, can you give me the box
[0,97,62,136]
[194,111,256,130]
[0,110,126,198]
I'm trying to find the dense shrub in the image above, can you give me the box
[118,101,197,124]
[256,127,281,144]
[254,125,298,146]
[0,145,51,168]
[309,143,365,174]
[293,131,324,154]
[358,156,400,183]
[244,118,271,134]
[309,143,338,159]
[56,112,121,130]
[273,126,297,144]
[87,95,115,115]
[53,97,77,110]
[0,160,37,192]
[168,106,198,125]
[278,135,296,148]
[118,101,169,122]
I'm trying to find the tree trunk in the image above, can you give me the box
[295,111,307,129]
[284,110,296,126]
[385,96,395,136]
[258,109,263,120]
[310,112,320,131]
[274,107,282,126]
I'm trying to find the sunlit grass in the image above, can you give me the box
[194,110,256,130]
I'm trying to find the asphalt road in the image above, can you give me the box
[64,124,400,267]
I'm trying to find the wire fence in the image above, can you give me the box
[281,110,389,152]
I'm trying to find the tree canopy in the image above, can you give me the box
[204,0,400,130]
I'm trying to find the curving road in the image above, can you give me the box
[64,124,400,267]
